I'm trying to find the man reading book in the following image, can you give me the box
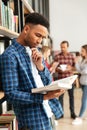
[0,13,65,130]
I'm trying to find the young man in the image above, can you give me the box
[55,41,77,119]
[0,13,64,130]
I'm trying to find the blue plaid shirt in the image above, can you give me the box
[0,39,63,130]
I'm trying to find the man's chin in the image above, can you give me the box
[30,46,37,48]
[33,45,39,48]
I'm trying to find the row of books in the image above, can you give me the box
[0,0,18,32]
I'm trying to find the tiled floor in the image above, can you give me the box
[56,88,87,130]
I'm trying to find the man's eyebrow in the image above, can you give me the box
[43,36,46,39]
[36,33,47,39]
[43,34,48,39]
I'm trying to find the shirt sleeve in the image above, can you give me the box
[80,64,87,74]
[38,61,52,86]
[75,62,87,74]
[0,54,44,106]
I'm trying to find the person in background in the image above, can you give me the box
[54,40,77,119]
[72,44,87,125]
[75,51,82,63]
[41,46,51,69]
[0,13,65,130]
[41,46,58,75]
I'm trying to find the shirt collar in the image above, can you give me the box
[60,52,70,56]
[12,38,25,53]
[25,46,32,57]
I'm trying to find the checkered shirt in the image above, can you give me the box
[0,39,63,130]
[55,52,75,79]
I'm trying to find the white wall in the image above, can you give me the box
[49,0,87,52]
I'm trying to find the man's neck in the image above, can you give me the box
[62,51,68,56]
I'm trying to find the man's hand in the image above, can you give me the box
[31,48,44,71]
[43,89,65,100]
[66,65,72,71]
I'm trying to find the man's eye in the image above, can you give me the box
[36,34,41,37]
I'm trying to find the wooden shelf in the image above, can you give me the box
[0,26,19,39]
[21,0,34,13]
[0,0,34,39]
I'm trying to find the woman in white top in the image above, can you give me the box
[72,44,87,125]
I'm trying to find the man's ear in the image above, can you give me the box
[24,25,30,34]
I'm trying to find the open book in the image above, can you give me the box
[32,75,78,93]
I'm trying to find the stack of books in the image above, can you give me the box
[0,122,12,130]
[0,111,18,130]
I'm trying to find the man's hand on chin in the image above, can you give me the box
[31,48,44,71]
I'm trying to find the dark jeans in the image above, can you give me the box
[59,84,75,115]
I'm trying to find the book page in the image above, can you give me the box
[32,75,78,94]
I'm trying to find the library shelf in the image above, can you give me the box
[21,0,34,13]
[0,26,19,39]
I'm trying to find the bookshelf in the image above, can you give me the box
[0,26,19,38]
[0,0,34,38]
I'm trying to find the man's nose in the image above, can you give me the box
[37,38,43,44]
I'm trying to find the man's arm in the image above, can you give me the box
[32,48,52,85]
[0,53,44,105]
[44,89,65,100]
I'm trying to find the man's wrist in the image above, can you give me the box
[43,94,47,100]
[37,64,44,71]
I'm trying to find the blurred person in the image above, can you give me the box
[41,46,51,69]
[0,13,65,130]
[55,40,77,119]
[75,51,82,63]
[41,46,58,75]
[72,44,87,125]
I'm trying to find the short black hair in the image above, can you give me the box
[25,12,49,29]
[60,40,69,47]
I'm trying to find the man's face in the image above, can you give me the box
[24,24,48,48]
[60,43,68,53]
